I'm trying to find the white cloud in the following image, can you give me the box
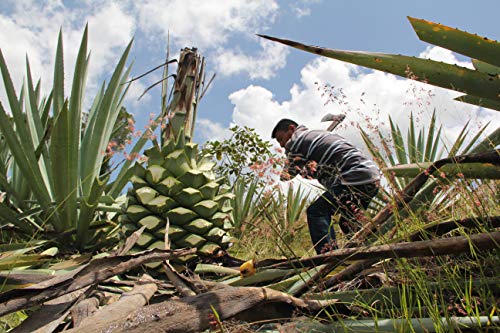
[227,46,500,157]
[214,39,289,79]
[292,7,311,18]
[85,3,135,75]
[196,118,231,142]
[290,0,321,18]
[230,84,295,141]
[131,0,286,80]
[124,79,152,108]
[419,46,474,69]
[133,0,279,50]
[0,0,287,119]
[0,1,135,109]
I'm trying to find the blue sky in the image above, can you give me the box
[1,0,499,159]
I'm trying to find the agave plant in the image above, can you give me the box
[383,118,500,180]
[120,48,234,265]
[362,111,488,182]
[0,26,153,251]
[359,109,493,239]
[229,177,265,237]
[259,182,310,250]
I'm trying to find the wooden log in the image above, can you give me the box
[65,286,336,333]
[264,231,500,270]
[10,288,90,333]
[66,276,157,332]
[70,293,101,328]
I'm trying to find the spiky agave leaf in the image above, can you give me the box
[258,17,500,111]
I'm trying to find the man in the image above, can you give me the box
[272,118,380,254]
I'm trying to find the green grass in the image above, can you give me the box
[226,176,499,332]
[0,311,27,333]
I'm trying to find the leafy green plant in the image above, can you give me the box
[0,26,151,251]
[202,125,281,187]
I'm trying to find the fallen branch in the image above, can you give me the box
[0,248,195,317]
[261,216,498,297]
[409,215,500,241]
[162,261,198,296]
[263,231,500,270]
[65,275,158,332]
[11,288,91,333]
[321,231,499,290]
[307,216,500,293]
[67,286,336,333]
[348,149,500,247]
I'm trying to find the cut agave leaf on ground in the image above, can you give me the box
[0,254,53,270]
[0,241,47,252]
[228,269,294,287]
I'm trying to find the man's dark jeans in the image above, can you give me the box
[306,182,379,254]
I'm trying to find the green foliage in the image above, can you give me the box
[230,178,264,237]
[258,183,310,253]
[0,311,27,332]
[0,26,151,251]
[360,110,491,226]
[202,125,281,187]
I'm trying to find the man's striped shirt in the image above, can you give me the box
[284,125,380,188]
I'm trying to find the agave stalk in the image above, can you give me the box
[162,48,202,143]
[121,48,234,262]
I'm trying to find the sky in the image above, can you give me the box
[1,0,499,167]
